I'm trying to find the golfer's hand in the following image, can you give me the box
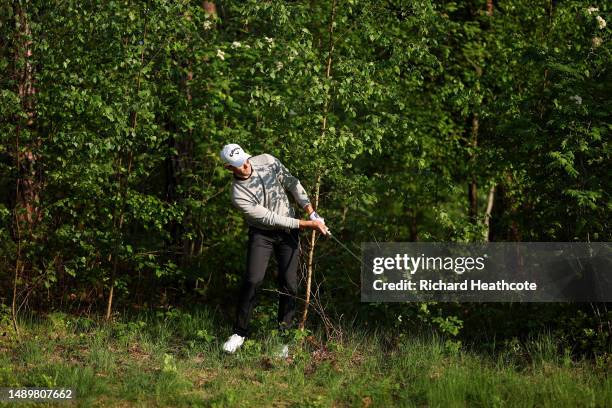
[312,220,330,236]
[298,219,330,235]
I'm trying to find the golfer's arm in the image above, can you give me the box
[285,178,311,210]
[298,219,317,230]
[303,203,315,217]
[232,197,299,229]
[272,156,312,210]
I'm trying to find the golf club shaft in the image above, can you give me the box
[327,232,363,266]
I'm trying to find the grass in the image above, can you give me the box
[0,308,610,407]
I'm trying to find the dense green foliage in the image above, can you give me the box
[0,0,610,356]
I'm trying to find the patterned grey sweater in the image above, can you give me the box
[231,153,311,230]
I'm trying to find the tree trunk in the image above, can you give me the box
[408,208,418,241]
[14,4,39,227]
[468,113,479,224]
[300,175,321,330]
[11,2,39,334]
[484,184,495,241]
[299,0,337,331]
[468,0,492,225]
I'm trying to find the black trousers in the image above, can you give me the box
[233,226,300,337]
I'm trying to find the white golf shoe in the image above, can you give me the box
[222,333,245,354]
[274,344,289,359]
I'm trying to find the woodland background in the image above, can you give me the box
[0,0,610,357]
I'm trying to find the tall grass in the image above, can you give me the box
[0,309,609,407]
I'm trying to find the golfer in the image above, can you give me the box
[219,143,329,355]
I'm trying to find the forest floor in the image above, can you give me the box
[0,308,610,407]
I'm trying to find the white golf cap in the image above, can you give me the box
[220,143,251,167]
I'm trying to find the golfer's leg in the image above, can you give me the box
[275,229,300,332]
[234,229,273,337]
